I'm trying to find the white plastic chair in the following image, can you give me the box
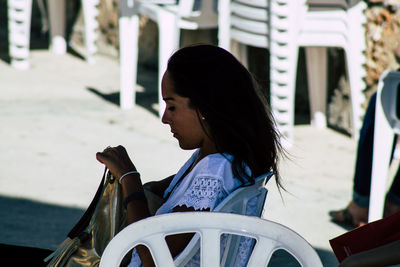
[100,212,323,267]
[7,0,32,69]
[217,0,294,147]
[368,71,400,222]
[218,0,366,145]
[7,0,99,69]
[174,172,273,266]
[100,171,271,266]
[118,0,218,114]
[292,0,367,142]
[218,0,270,67]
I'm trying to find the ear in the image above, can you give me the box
[197,110,206,121]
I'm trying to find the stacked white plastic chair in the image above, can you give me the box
[100,212,323,266]
[217,0,297,146]
[218,0,270,66]
[118,0,218,114]
[81,0,100,64]
[7,0,99,69]
[7,0,33,69]
[218,0,367,145]
[369,71,400,222]
[293,0,367,142]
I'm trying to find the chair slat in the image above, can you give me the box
[145,234,175,267]
[200,229,221,267]
[246,238,277,266]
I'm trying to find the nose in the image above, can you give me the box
[161,109,169,124]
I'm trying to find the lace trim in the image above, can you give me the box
[233,236,255,267]
[176,177,226,210]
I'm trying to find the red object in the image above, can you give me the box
[329,210,400,262]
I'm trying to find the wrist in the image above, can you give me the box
[123,191,146,209]
[119,170,140,184]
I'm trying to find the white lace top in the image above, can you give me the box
[127,149,255,267]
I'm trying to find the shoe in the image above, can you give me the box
[329,201,368,229]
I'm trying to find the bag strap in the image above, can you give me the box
[67,167,108,238]
[164,163,194,201]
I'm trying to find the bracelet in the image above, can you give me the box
[123,192,146,209]
[119,171,140,184]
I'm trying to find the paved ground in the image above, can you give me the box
[0,50,361,266]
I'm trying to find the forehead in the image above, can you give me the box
[161,71,176,98]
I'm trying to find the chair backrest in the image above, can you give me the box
[174,172,273,266]
[216,171,272,214]
[378,70,400,134]
[142,0,218,28]
[369,70,400,221]
[100,212,323,267]
[306,0,362,10]
[297,0,367,48]
[218,0,270,49]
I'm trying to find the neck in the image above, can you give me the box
[191,144,217,170]
[200,142,217,159]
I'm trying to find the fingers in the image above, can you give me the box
[96,151,108,164]
[99,146,123,157]
[116,145,130,157]
[96,145,136,178]
[96,146,115,163]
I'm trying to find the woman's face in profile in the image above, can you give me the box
[161,71,209,150]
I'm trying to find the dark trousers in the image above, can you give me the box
[353,92,400,206]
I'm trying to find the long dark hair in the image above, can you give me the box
[167,44,284,189]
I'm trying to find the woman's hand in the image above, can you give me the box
[96,145,136,179]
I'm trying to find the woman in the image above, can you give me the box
[96,44,284,266]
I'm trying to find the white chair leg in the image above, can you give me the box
[217,0,231,50]
[346,1,367,141]
[305,46,327,129]
[119,13,139,110]
[231,40,248,68]
[157,12,180,117]
[82,0,100,64]
[47,0,67,54]
[8,0,32,70]
[345,46,366,141]
[369,72,394,222]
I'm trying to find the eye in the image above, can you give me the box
[167,106,175,111]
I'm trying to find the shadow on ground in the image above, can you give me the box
[87,64,159,116]
[268,248,338,266]
[0,195,84,251]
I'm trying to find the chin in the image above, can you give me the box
[178,142,197,150]
[179,144,192,150]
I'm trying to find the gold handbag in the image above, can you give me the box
[44,168,166,267]
[44,168,126,267]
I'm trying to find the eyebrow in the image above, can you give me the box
[163,97,175,101]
